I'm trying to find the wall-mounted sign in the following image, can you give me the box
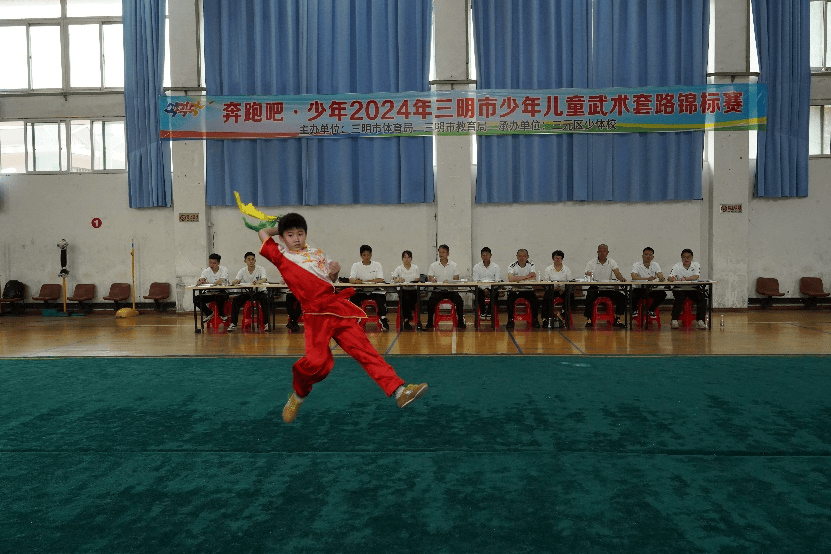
[179,213,200,222]
[720,204,742,213]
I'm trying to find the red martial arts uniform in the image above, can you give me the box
[259,237,405,398]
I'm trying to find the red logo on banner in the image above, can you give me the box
[91,218,102,228]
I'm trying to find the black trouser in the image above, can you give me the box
[426,291,465,325]
[476,288,495,316]
[229,291,270,325]
[507,290,540,323]
[671,289,706,321]
[398,289,418,322]
[350,292,388,318]
[583,286,626,318]
[630,288,667,313]
[196,293,229,318]
[541,288,573,321]
[285,293,302,323]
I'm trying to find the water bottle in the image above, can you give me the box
[720,314,724,328]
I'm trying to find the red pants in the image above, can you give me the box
[292,313,405,398]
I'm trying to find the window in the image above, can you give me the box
[809,105,831,155]
[0,0,122,92]
[0,119,126,174]
[811,0,831,70]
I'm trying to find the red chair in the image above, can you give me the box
[67,283,95,314]
[799,277,829,309]
[678,298,696,328]
[755,277,785,309]
[359,299,382,331]
[241,301,264,332]
[635,298,661,329]
[434,299,458,329]
[512,298,534,329]
[588,297,615,328]
[204,300,231,331]
[143,282,171,312]
[475,297,500,330]
[550,297,573,328]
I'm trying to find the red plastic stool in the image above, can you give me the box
[241,301,264,332]
[679,298,696,327]
[359,299,382,331]
[434,299,458,329]
[204,301,230,330]
[475,297,500,329]
[589,297,615,327]
[635,299,661,329]
[512,298,534,328]
[550,297,573,328]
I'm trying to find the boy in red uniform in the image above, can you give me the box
[258,213,428,423]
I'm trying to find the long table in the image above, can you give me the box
[187,280,716,332]
[186,283,286,333]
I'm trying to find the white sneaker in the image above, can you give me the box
[263,324,270,332]
[226,323,237,331]
[670,320,679,329]
[694,320,708,330]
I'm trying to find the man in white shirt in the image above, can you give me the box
[630,246,667,320]
[227,251,270,332]
[349,245,389,330]
[425,244,466,329]
[583,243,627,328]
[195,253,230,324]
[667,248,707,329]
[506,248,541,329]
[472,246,500,320]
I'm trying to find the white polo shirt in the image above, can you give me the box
[585,258,619,281]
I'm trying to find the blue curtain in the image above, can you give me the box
[473,0,591,203]
[472,0,708,203]
[123,0,171,208]
[588,0,708,201]
[204,0,434,207]
[752,0,810,197]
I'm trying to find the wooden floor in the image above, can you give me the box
[2,307,831,357]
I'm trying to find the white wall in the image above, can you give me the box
[2,0,830,310]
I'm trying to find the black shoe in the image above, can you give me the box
[425,323,434,330]
[287,321,301,332]
[613,318,626,329]
[532,320,541,328]
[403,321,413,331]
[585,320,593,328]
[457,319,466,329]
[381,318,390,330]
[506,320,514,330]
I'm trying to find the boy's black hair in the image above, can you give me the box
[552,250,564,259]
[360,244,372,254]
[209,253,221,262]
[244,251,256,259]
[438,244,450,252]
[278,213,307,235]
[681,248,694,257]
[643,246,655,254]
[402,250,413,258]
[481,246,491,254]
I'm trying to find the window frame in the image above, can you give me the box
[0,3,123,93]
[0,118,127,175]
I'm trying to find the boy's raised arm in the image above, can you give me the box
[259,226,280,243]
